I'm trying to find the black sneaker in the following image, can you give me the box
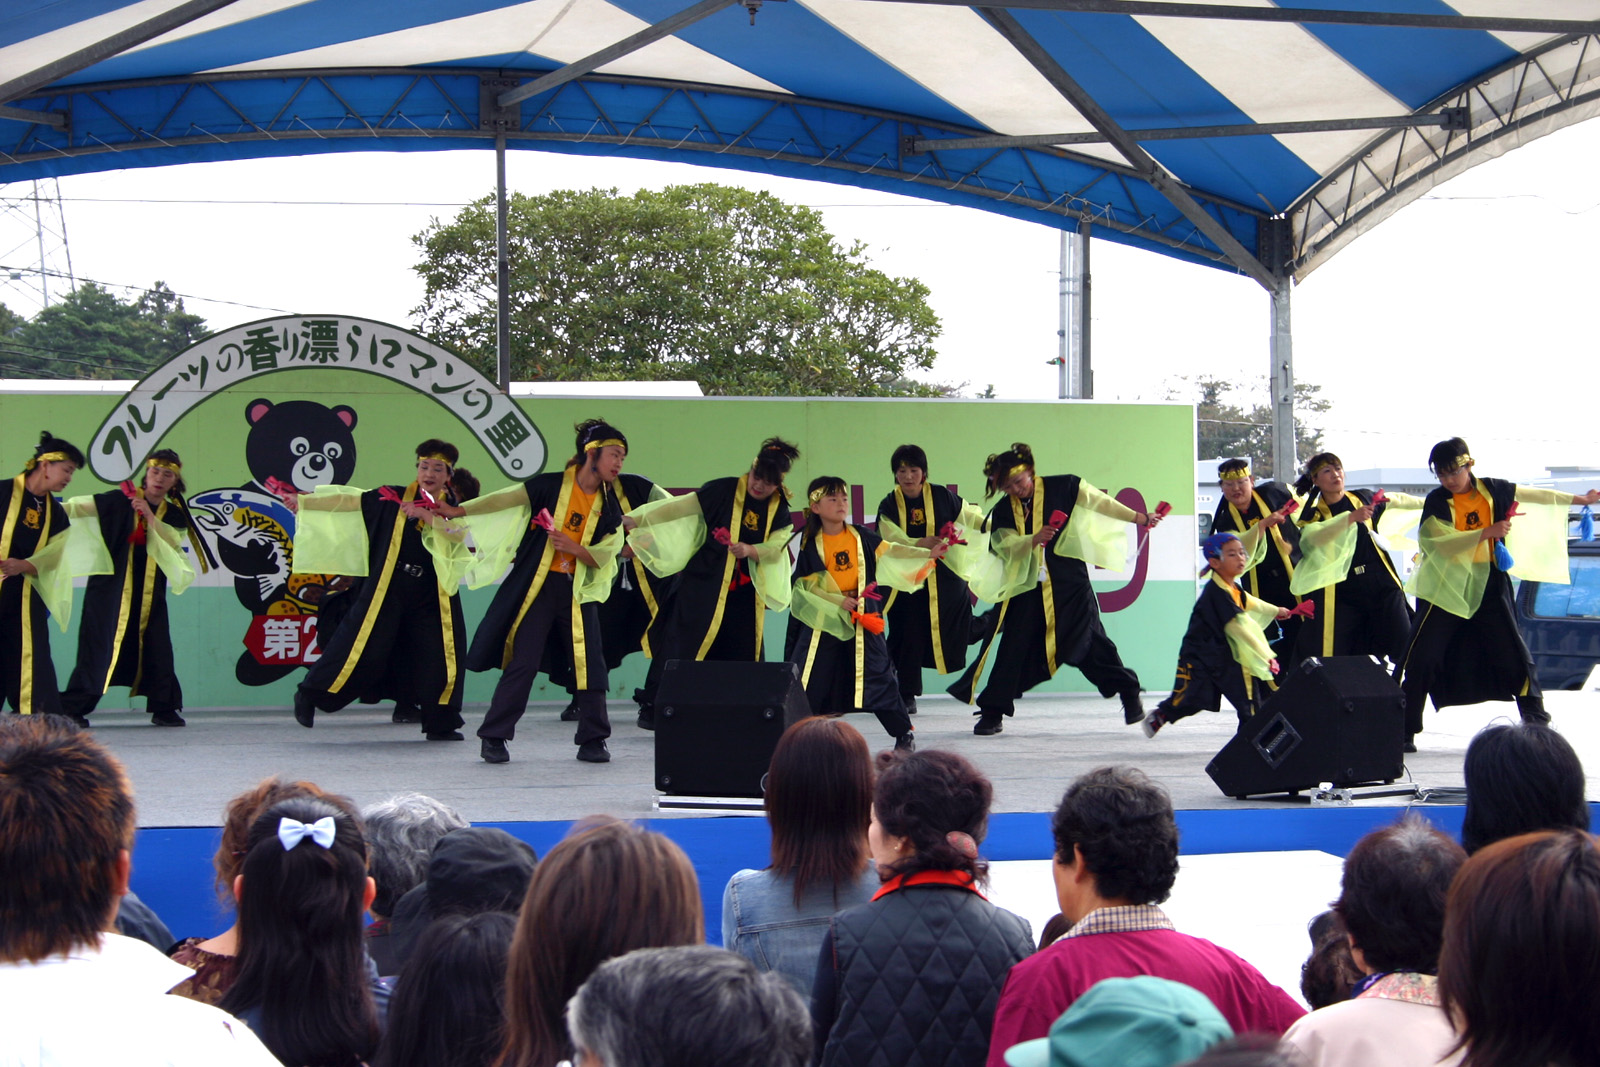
[1120,688,1145,725]
[576,739,611,763]
[974,712,1004,736]
[151,710,186,727]
[392,705,422,724]
[293,691,315,729]
[636,708,656,731]
[903,697,918,716]
[425,730,464,741]
[559,702,579,722]
[894,732,916,752]
[1403,737,1418,754]
[480,737,509,764]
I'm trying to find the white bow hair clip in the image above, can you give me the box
[278,815,337,851]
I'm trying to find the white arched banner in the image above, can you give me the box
[89,315,545,482]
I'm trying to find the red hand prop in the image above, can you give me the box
[1269,659,1281,675]
[532,508,555,532]
[119,480,138,500]
[1505,503,1521,519]
[264,476,303,503]
[711,526,732,547]
[1278,498,1299,519]
[378,485,438,511]
[858,582,882,603]
[1153,501,1171,520]
[1048,510,1068,530]
[1371,489,1387,505]
[1287,601,1316,619]
[938,521,967,546]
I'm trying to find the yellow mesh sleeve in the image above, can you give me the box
[970,525,1040,602]
[1235,522,1271,571]
[749,524,796,611]
[628,492,706,578]
[28,528,76,630]
[646,483,673,504]
[1375,494,1424,557]
[146,523,196,596]
[1224,612,1277,681]
[877,517,915,547]
[791,571,856,640]
[423,522,474,593]
[60,497,114,580]
[1404,516,1489,619]
[463,485,535,589]
[1053,483,1132,573]
[939,500,992,583]
[574,528,623,604]
[1509,486,1574,585]
[874,540,938,593]
[1289,515,1358,597]
[460,482,531,516]
[291,485,370,577]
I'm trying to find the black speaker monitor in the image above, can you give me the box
[654,659,812,797]
[1205,656,1405,799]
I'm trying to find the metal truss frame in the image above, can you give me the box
[0,68,1268,274]
[1288,31,1600,281]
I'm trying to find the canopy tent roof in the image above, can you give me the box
[3,1,1599,285]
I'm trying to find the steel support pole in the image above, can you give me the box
[1057,222,1092,398]
[1269,279,1295,480]
[1077,221,1092,399]
[495,135,511,393]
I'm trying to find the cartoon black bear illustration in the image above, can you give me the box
[243,398,358,494]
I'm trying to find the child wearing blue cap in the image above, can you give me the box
[1141,532,1292,738]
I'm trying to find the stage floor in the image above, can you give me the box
[85,687,1600,827]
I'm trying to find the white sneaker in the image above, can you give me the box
[1140,711,1164,739]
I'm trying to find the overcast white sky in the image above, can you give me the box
[4,113,1598,480]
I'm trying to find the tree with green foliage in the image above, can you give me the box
[412,183,947,396]
[1166,375,1329,478]
[0,281,207,379]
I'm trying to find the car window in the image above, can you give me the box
[1533,556,1600,619]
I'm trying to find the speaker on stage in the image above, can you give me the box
[1205,656,1406,799]
[654,659,812,797]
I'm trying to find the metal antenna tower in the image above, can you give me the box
[0,178,76,316]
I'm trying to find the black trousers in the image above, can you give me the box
[0,582,61,716]
[1294,569,1412,666]
[972,584,1137,717]
[640,582,760,710]
[478,574,610,745]
[886,588,932,701]
[790,626,913,740]
[1399,581,1542,737]
[1156,657,1259,725]
[299,569,464,736]
[62,595,182,717]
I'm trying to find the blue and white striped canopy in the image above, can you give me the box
[3,1,1598,281]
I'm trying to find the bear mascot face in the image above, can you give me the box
[243,398,358,493]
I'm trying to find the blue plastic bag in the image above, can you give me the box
[1580,505,1594,543]
[1493,540,1515,571]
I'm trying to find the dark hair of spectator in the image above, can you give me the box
[415,439,460,467]
[1460,722,1590,855]
[219,796,379,1067]
[568,418,628,469]
[0,716,134,963]
[374,911,517,1067]
[452,467,481,503]
[212,776,342,904]
[765,717,873,907]
[1216,458,1249,484]
[1427,437,1473,474]
[495,816,703,1067]
[1333,812,1466,975]
[1037,912,1072,951]
[1051,766,1179,906]
[1300,910,1361,1010]
[800,475,848,549]
[1175,1035,1301,1067]
[25,429,86,471]
[360,792,470,919]
[751,437,800,489]
[567,946,812,1067]
[1438,829,1600,1067]
[891,444,929,477]
[141,448,187,495]
[871,748,992,884]
[1293,452,1343,498]
[982,442,1035,499]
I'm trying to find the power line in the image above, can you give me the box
[1,264,293,316]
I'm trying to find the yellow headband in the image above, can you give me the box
[1007,463,1029,481]
[23,450,70,472]
[808,486,833,505]
[146,457,182,473]
[584,438,625,454]
[1442,454,1474,472]
[1312,460,1340,478]
[1219,467,1251,482]
[417,453,454,467]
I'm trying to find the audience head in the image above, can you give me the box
[360,792,471,919]
[391,827,537,969]
[870,748,993,884]
[1333,812,1465,975]
[498,816,703,1067]
[452,466,481,503]
[1051,767,1178,918]
[1299,910,1361,1010]
[1461,722,1589,855]
[1438,828,1600,1067]
[219,795,378,1067]
[567,946,811,1067]
[215,776,338,904]
[0,716,134,963]
[1174,1036,1300,1067]
[374,911,518,1067]
[765,717,873,905]
[1002,976,1232,1067]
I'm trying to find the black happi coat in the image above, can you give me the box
[1405,476,1538,711]
[466,470,623,678]
[876,485,972,675]
[0,475,70,715]
[1211,480,1301,606]
[1293,488,1412,662]
[643,474,793,662]
[63,489,188,712]
[301,485,467,714]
